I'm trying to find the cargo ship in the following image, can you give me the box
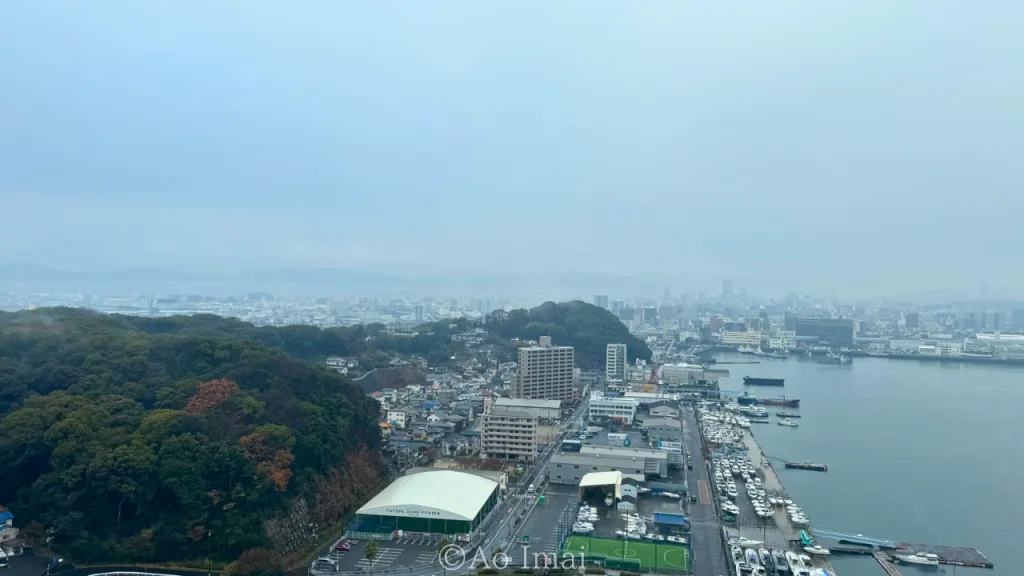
[785,461,828,472]
[737,392,801,407]
[743,376,785,387]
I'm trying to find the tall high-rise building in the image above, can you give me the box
[414,304,424,323]
[605,343,627,382]
[610,299,625,312]
[905,312,919,330]
[515,336,575,401]
[593,294,609,309]
[722,278,734,302]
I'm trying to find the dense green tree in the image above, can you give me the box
[0,308,384,565]
[486,301,652,369]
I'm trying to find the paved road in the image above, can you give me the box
[683,407,730,576]
[478,395,590,558]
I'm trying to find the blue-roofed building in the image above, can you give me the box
[653,512,689,535]
[0,505,25,556]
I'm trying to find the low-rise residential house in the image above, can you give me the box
[0,505,24,556]
[386,410,409,429]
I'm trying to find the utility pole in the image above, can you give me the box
[44,530,54,576]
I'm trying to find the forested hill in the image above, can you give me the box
[486,300,652,370]
[0,307,383,566]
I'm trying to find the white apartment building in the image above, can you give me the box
[386,410,408,429]
[588,393,640,425]
[515,336,575,401]
[605,343,627,382]
[480,407,538,462]
[720,330,762,347]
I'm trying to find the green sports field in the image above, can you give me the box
[562,535,691,572]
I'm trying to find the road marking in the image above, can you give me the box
[698,479,711,505]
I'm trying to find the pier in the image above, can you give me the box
[873,551,902,576]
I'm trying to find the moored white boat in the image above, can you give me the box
[804,545,831,556]
[895,553,940,566]
[772,549,789,572]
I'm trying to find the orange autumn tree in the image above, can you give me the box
[185,379,240,414]
[239,424,296,492]
[314,445,382,525]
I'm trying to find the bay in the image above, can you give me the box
[714,352,1021,575]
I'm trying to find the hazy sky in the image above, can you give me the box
[2,1,1022,297]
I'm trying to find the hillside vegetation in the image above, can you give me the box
[486,300,652,370]
[0,308,382,565]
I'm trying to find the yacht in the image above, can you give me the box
[778,418,800,427]
[735,562,754,575]
[894,553,940,567]
[799,553,813,567]
[745,549,759,565]
[731,545,744,563]
[804,546,831,556]
[758,548,772,566]
[727,487,738,499]
[736,537,764,547]
[786,551,802,571]
[772,549,790,572]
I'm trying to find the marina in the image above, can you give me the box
[699,396,995,575]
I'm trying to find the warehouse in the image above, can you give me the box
[549,445,668,485]
[354,470,501,538]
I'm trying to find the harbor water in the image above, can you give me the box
[715,352,1021,575]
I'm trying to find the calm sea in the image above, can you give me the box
[714,352,1021,576]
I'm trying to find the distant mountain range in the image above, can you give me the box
[0,263,667,299]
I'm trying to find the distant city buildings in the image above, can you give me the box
[791,317,855,348]
[514,336,575,401]
[593,294,609,309]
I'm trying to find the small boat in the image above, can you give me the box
[786,551,802,570]
[773,549,790,572]
[894,553,940,567]
[745,549,759,565]
[759,548,772,566]
[736,537,764,547]
[778,418,800,427]
[776,411,801,418]
[731,545,744,562]
[735,562,754,575]
[804,545,831,556]
[800,553,813,567]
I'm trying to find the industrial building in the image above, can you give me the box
[588,393,640,424]
[790,317,856,348]
[605,343,627,382]
[515,336,575,401]
[719,330,762,347]
[354,470,501,539]
[640,417,682,443]
[549,445,668,485]
[480,407,538,461]
[492,397,561,420]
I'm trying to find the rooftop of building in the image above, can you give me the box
[493,397,561,409]
[356,469,499,522]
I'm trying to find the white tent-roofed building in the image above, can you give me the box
[353,470,501,538]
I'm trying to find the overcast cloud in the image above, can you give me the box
[1,1,1022,298]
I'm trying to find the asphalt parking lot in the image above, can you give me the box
[316,538,443,572]
[517,486,579,559]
